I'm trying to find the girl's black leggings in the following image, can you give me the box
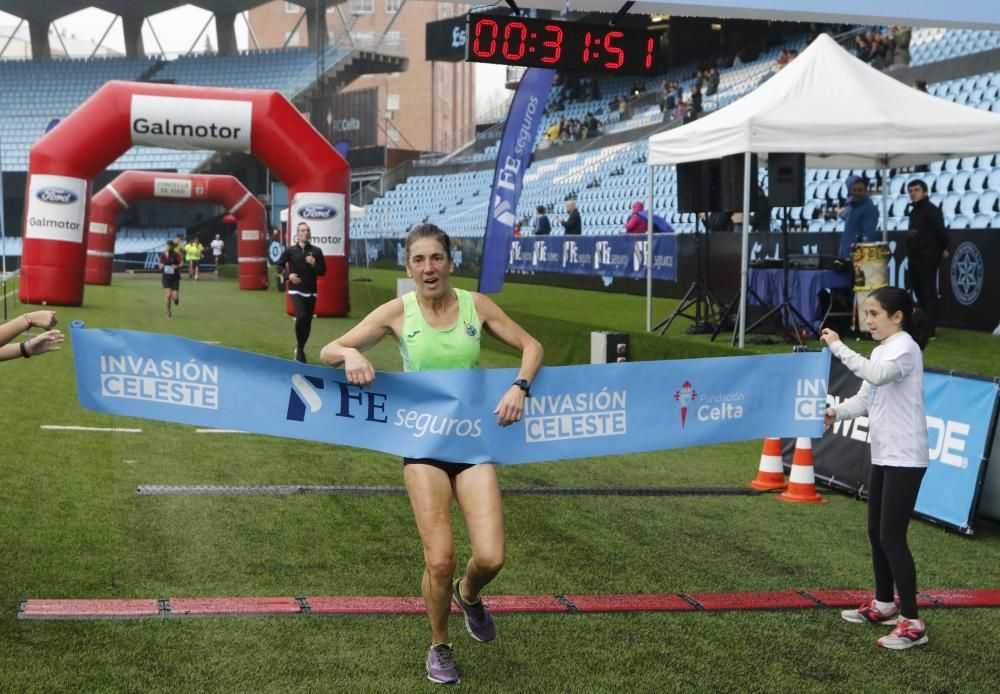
[868,464,926,619]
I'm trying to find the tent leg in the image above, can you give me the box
[737,152,752,349]
[646,164,654,332]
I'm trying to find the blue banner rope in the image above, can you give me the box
[71,323,829,465]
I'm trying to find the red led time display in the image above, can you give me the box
[465,14,664,75]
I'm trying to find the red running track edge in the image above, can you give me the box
[19,599,161,619]
[19,589,1000,620]
[564,594,695,612]
[169,597,301,616]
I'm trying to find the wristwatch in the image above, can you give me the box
[512,378,531,396]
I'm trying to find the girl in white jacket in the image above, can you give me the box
[820,286,930,650]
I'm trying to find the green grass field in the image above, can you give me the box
[2,270,999,692]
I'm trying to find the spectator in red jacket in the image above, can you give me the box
[625,201,647,233]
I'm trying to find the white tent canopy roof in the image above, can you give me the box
[648,33,1000,169]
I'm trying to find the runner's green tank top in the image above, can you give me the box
[399,288,481,372]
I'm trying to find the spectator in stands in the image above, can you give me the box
[891,26,911,67]
[870,33,890,69]
[625,201,647,233]
[838,177,880,258]
[619,97,629,122]
[659,81,672,113]
[608,95,620,113]
[184,237,204,280]
[581,113,602,139]
[533,205,551,235]
[854,33,873,62]
[675,99,691,122]
[276,222,327,363]
[914,79,928,93]
[690,84,703,117]
[559,199,582,235]
[159,239,184,318]
[319,224,542,686]
[211,234,224,273]
[0,310,62,363]
[777,49,790,68]
[705,67,720,96]
[544,120,560,144]
[905,179,949,339]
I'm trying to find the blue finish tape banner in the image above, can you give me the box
[479,67,555,294]
[508,234,677,281]
[70,323,829,465]
[914,372,1000,529]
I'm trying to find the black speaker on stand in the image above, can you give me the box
[767,153,805,207]
[735,153,813,345]
[653,159,725,335]
[710,153,767,341]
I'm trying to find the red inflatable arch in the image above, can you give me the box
[85,171,268,289]
[20,80,349,315]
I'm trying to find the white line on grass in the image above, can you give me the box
[41,425,142,433]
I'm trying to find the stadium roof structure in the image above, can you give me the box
[647,32,1000,169]
[0,1,345,57]
[423,0,1000,29]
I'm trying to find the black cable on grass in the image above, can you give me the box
[137,485,762,497]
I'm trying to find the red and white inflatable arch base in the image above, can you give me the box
[86,171,268,289]
[21,80,349,315]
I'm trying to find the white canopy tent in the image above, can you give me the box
[645,32,1000,347]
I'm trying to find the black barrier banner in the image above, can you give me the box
[352,230,999,330]
[786,359,1000,533]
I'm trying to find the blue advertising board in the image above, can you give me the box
[508,234,677,281]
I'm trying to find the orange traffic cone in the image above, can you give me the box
[778,437,826,504]
[748,438,786,491]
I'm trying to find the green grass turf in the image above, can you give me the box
[2,270,999,692]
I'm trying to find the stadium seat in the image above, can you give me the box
[972,213,993,228]
[960,191,980,216]
[941,192,961,215]
[979,190,999,213]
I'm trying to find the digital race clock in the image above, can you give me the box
[465,14,665,75]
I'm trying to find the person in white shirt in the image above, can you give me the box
[210,234,225,273]
[819,286,930,650]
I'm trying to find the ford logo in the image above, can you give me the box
[297,204,337,220]
[36,187,77,204]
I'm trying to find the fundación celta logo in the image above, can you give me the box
[674,380,697,428]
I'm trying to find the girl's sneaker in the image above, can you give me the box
[878,618,928,650]
[840,600,899,624]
